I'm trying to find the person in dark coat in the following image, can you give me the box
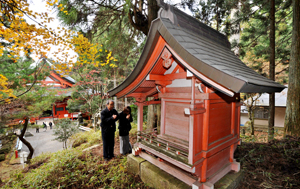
[43,122,47,132]
[49,122,53,129]
[118,106,133,155]
[100,100,119,161]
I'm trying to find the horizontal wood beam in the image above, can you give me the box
[139,151,197,186]
[158,93,222,100]
[145,87,158,97]
[147,72,186,81]
[145,100,161,105]
[184,108,206,115]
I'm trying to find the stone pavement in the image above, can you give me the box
[21,125,64,158]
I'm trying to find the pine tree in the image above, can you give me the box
[284,0,300,136]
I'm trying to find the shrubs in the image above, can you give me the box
[69,130,101,149]
[4,149,148,189]
[0,134,16,162]
[0,154,5,161]
[0,144,11,154]
[8,135,16,141]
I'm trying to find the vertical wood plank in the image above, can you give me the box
[137,103,144,132]
[231,101,236,135]
[237,103,241,139]
[160,99,166,135]
[203,99,210,151]
[189,77,196,164]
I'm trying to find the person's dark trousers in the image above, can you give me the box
[102,131,115,159]
[108,131,115,158]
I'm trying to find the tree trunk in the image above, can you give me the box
[250,111,255,136]
[147,104,154,128]
[248,106,255,135]
[18,117,34,163]
[147,97,157,129]
[268,0,275,141]
[147,0,159,32]
[284,0,300,136]
[156,104,161,133]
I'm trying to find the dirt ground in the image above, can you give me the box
[1,131,299,189]
[235,134,300,189]
[92,131,300,189]
[90,133,137,158]
[0,152,23,182]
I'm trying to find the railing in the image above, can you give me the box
[137,131,189,164]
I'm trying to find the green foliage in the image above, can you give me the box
[0,154,5,161]
[67,64,107,116]
[29,124,43,129]
[193,0,238,33]
[69,130,101,149]
[129,104,148,124]
[29,152,52,165]
[234,0,292,84]
[53,118,79,149]
[0,144,11,154]
[4,148,148,188]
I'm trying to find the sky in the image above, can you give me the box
[26,0,194,63]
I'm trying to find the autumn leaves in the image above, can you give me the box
[0,0,117,102]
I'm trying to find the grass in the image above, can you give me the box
[0,125,150,188]
[2,148,149,188]
[69,130,102,149]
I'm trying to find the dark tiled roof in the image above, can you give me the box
[108,3,285,97]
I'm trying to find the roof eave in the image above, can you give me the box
[108,19,163,97]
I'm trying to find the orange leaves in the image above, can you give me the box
[0,0,78,72]
[72,34,117,68]
[0,74,16,103]
[0,0,118,101]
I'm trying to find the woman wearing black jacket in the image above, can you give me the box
[118,106,133,155]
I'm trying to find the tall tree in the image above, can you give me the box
[243,93,262,135]
[193,0,238,33]
[1,0,107,103]
[284,0,300,136]
[53,118,79,149]
[268,0,275,140]
[67,65,110,121]
[231,0,291,137]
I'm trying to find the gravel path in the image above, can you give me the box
[21,126,64,158]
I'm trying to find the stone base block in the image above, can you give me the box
[127,154,243,189]
[127,154,146,175]
[140,161,190,189]
[214,171,244,189]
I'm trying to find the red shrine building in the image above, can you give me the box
[109,1,285,188]
[38,70,80,121]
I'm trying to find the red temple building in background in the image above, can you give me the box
[34,69,89,122]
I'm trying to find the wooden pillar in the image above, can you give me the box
[160,98,166,135]
[230,101,236,162]
[231,101,236,135]
[137,102,144,132]
[237,103,241,139]
[201,87,211,183]
[188,76,196,164]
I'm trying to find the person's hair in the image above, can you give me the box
[126,106,131,113]
[123,107,130,114]
[106,100,114,105]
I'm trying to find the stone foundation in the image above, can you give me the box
[127,154,243,189]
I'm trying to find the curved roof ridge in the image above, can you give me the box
[157,2,230,49]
